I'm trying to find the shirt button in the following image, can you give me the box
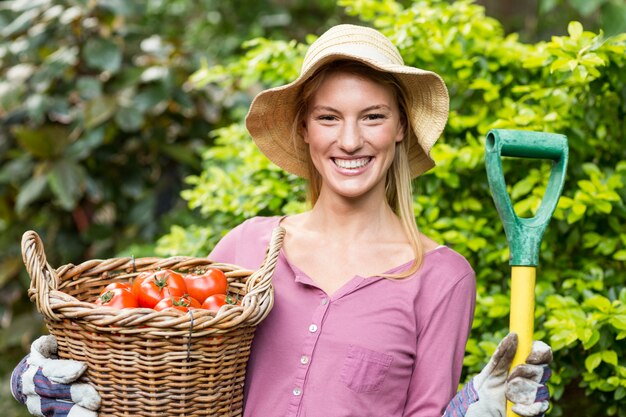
[293,387,302,396]
[300,355,309,364]
[321,298,328,305]
[309,324,318,333]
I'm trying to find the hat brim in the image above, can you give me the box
[245,52,449,179]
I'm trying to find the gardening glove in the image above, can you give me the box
[10,335,101,417]
[443,332,552,417]
[506,340,552,416]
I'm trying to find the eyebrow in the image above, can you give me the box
[311,104,392,113]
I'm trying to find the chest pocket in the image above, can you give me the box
[339,344,393,393]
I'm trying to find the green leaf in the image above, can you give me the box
[578,180,596,194]
[581,53,605,67]
[1,8,38,37]
[582,329,600,349]
[572,202,587,216]
[583,232,602,248]
[12,126,72,159]
[613,250,626,261]
[513,197,534,216]
[47,160,86,210]
[0,155,34,184]
[550,57,576,73]
[15,175,48,213]
[98,0,144,16]
[83,38,122,73]
[84,96,117,129]
[76,76,103,100]
[65,128,105,161]
[610,315,626,330]
[133,84,168,113]
[585,352,602,373]
[511,176,537,199]
[602,350,618,367]
[594,199,612,213]
[114,106,144,132]
[568,21,584,39]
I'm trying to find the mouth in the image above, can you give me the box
[332,157,372,170]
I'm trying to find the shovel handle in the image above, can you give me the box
[485,129,568,266]
[506,266,536,417]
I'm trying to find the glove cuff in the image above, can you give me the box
[10,356,29,404]
[444,379,479,417]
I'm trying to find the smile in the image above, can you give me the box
[332,157,372,169]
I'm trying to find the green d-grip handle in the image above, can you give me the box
[485,129,569,266]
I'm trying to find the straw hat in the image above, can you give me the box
[245,24,449,179]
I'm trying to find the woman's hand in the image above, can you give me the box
[506,339,552,416]
[443,333,552,417]
[10,335,101,417]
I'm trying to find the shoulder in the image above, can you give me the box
[234,215,283,236]
[416,245,476,298]
[218,215,283,243]
[208,216,283,269]
[411,246,476,329]
[425,246,474,278]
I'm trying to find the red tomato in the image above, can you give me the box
[132,269,187,308]
[131,271,151,296]
[184,268,228,303]
[94,288,138,309]
[154,295,201,312]
[201,293,237,311]
[103,282,133,293]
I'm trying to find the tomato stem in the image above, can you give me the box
[100,291,114,304]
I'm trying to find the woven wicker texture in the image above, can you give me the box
[21,226,285,417]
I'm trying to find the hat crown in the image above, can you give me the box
[302,24,405,75]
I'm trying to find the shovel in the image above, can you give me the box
[485,129,568,417]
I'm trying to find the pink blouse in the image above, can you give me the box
[209,216,476,417]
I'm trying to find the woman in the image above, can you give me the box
[11,24,551,417]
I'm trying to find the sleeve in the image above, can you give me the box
[208,223,244,265]
[403,270,477,417]
[208,216,279,270]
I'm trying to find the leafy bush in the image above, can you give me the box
[159,0,626,414]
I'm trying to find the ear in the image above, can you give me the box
[301,120,309,143]
[395,122,405,143]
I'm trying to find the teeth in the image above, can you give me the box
[333,157,371,169]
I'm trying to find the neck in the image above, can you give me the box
[306,189,400,241]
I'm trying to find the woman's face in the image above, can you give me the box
[303,70,404,202]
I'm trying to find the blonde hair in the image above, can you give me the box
[290,60,424,278]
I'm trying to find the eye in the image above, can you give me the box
[364,113,386,121]
[316,115,338,122]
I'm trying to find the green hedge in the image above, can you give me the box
[159,0,626,415]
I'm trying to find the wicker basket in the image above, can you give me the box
[21,226,285,417]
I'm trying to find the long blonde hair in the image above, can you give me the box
[290,60,425,278]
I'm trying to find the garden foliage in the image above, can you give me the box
[164,0,626,414]
[1,0,625,416]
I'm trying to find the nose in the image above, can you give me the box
[337,120,363,153]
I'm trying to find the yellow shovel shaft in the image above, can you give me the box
[506,266,536,417]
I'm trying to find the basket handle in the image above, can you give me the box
[21,230,61,320]
[243,226,285,326]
